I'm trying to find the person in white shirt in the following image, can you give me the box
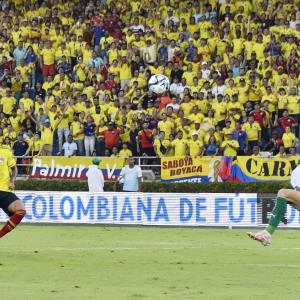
[200,62,211,80]
[118,157,142,192]
[164,9,179,26]
[142,40,157,64]
[211,78,227,98]
[167,40,180,61]
[86,158,105,192]
[248,163,300,247]
[169,78,184,96]
[130,17,145,33]
[60,135,78,157]
[166,96,180,112]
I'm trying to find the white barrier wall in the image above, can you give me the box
[0,192,258,226]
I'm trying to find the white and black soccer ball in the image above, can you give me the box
[148,74,170,95]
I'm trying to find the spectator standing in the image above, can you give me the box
[24,46,37,89]
[188,132,203,158]
[56,102,70,154]
[40,41,56,79]
[233,122,248,155]
[204,136,219,156]
[282,126,298,151]
[70,114,84,156]
[118,157,142,192]
[138,122,155,157]
[86,158,105,192]
[221,133,240,156]
[103,122,121,153]
[171,131,189,156]
[242,116,261,152]
[13,134,29,174]
[13,41,27,67]
[276,110,297,136]
[83,115,96,156]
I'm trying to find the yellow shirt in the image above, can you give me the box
[8,116,21,132]
[211,101,227,122]
[181,102,194,116]
[119,63,132,81]
[222,127,234,140]
[188,139,203,157]
[221,140,239,156]
[171,138,188,156]
[41,48,56,65]
[188,113,205,126]
[157,120,174,139]
[282,132,296,148]
[19,97,34,111]
[287,96,300,114]
[57,111,69,129]
[261,94,277,113]
[154,138,170,157]
[55,48,71,62]
[0,97,16,115]
[182,71,197,86]
[277,94,288,110]
[119,149,133,157]
[0,146,16,192]
[70,121,84,140]
[242,122,261,141]
[41,126,54,145]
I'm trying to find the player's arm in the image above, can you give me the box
[29,111,41,127]
[9,165,17,190]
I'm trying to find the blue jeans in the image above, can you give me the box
[75,139,84,156]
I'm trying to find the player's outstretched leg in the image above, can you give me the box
[247,189,290,246]
[0,198,26,239]
[248,189,300,246]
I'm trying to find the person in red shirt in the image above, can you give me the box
[138,122,155,156]
[105,73,118,91]
[249,103,266,128]
[158,94,172,110]
[103,122,121,153]
[276,109,297,134]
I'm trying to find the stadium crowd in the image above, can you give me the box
[0,0,299,161]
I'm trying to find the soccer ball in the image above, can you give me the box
[148,74,170,95]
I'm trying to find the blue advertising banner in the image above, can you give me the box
[0,192,259,226]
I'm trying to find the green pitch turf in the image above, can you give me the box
[1,226,300,300]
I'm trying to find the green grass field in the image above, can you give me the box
[1,226,300,300]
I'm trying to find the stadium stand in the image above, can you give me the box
[0,0,299,161]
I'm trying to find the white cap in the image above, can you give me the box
[192,131,199,136]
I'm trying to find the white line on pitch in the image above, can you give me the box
[0,246,202,252]
[243,263,300,268]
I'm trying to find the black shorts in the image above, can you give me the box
[0,191,19,216]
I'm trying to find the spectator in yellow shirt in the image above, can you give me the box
[119,143,133,158]
[171,130,189,157]
[242,116,261,150]
[40,40,56,78]
[188,132,203,158]
[153,131,170,158]
[282,126,298,150]
[221,133,240,156]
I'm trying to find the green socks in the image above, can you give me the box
[266,197,287,235]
